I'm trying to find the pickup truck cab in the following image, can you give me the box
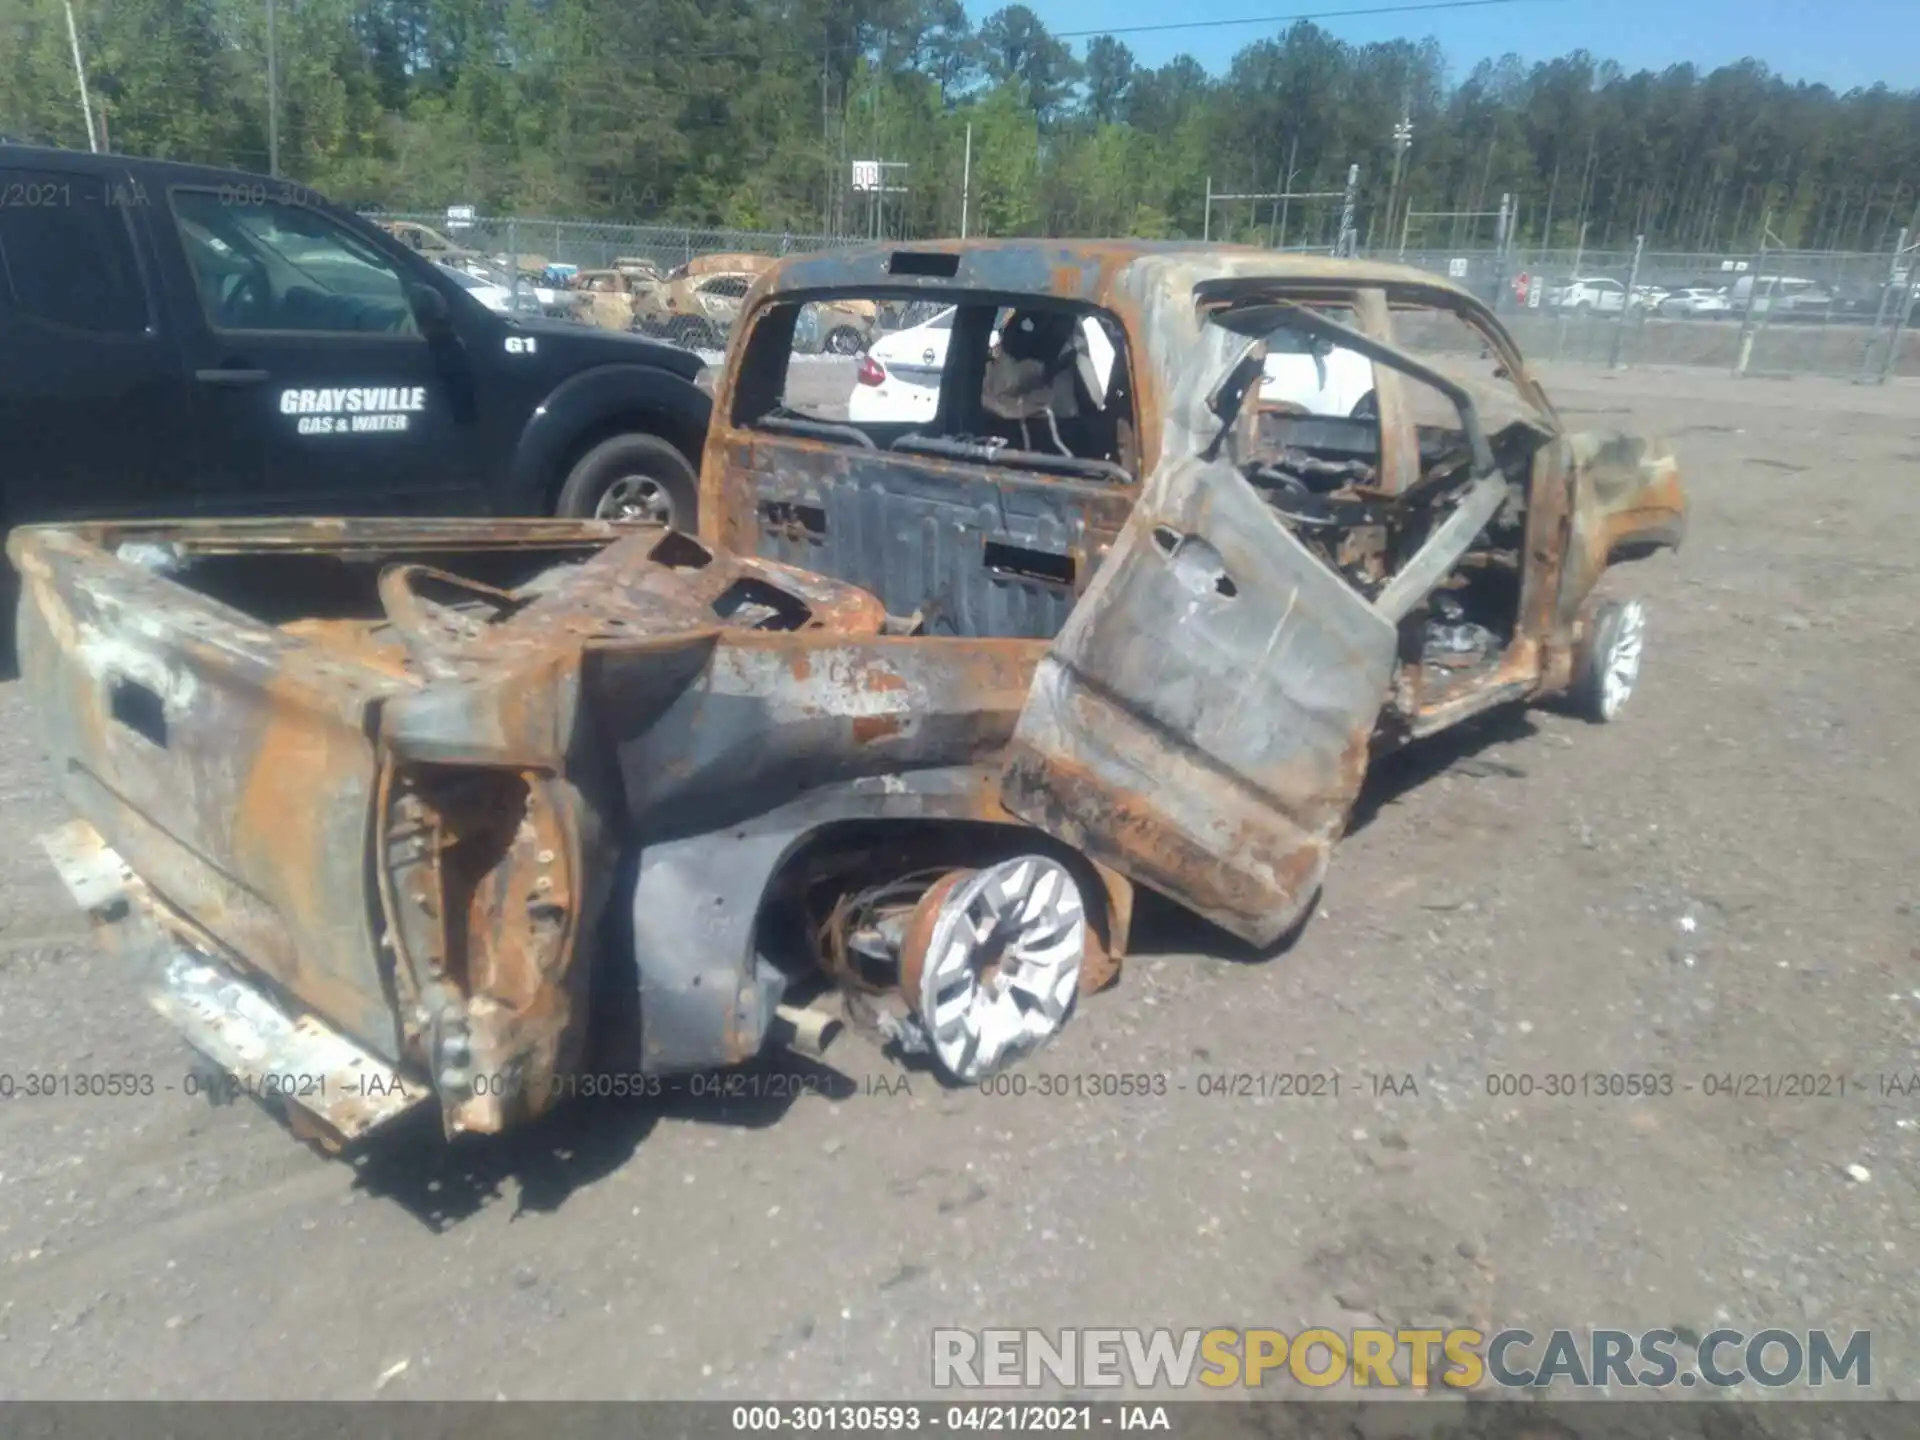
[0,147,710,532]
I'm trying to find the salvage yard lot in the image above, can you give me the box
[0,363,1915,1399]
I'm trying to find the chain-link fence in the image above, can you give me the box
[1384,241,1920,381]
[365,208,1920,381]
[362,211,869,273]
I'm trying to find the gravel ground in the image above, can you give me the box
[0,363,1915,1400]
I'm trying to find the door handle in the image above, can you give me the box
[194,367,270,386]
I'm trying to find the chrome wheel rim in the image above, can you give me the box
[1600,600,1645,719]
[915,856,1085,1084]
[596,475,673,524]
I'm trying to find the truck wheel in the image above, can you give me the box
[1570,597,1646,723]
[555,433,700,531]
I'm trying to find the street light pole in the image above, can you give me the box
[959,122,971,239]
[1386,112,1412,255]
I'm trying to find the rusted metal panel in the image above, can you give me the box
[11,240,1689,1141]
[999,476,1397,947]
[12,518,1098,1127]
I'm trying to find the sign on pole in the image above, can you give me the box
[851,161,881,193]
[445,204,475,231]
[1447,257,1469,278]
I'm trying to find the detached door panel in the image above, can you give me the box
[1000,452,1397,948]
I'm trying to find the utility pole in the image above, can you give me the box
[266,0,280,177]
[1385,111,1412,257]
[62,0,98,153]
[959,122,971,239]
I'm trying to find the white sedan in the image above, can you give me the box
[848,307,957,424]
[1658,287,1733,318]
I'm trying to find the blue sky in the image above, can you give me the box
[999,0,1920,93]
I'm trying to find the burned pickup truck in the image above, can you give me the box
[12,242,1683,1151]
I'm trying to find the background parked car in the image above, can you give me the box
[1658,285,1733,317]
[847,305,955,424]
[795,298,882,355]
[0,144,712,535]
[437,260,543,315]
[1259,328,1376,417]
[570,268,653,332]
[632,252,774,350]
[1727,274,1835,316]
[1551,276,1628,313]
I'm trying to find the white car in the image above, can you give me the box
[1553,277,1628,313]
[1658,287,1732,317]
[439,262,543,315]
[1260,330,1375,417]
[443,260,562,312]
[849,307,955,424]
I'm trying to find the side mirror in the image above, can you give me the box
[408,282,451,334]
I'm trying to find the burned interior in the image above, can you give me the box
[14,241,1683,1155]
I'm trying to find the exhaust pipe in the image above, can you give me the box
[772,1001,843,1058]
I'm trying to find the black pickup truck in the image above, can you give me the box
[0,146,710,532]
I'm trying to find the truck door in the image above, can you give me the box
[154,185,478,513]
[0,163,196,523]
[997,337,1400,948]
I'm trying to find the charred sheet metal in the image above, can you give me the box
[10,518,1127,1133]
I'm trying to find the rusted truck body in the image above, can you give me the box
[12,241,1683,1151]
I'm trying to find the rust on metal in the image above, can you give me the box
[12,238,1684,1142]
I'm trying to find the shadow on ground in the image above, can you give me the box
[348,1050,858,1230]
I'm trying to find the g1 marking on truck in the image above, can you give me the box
[505,336,538,355]
[280,386,427,436]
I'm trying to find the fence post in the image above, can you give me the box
[1610,233,1644,370]
[1490,192,1512,312]
[1878,245,1919,386]
[1732,213,1771,376]
[1859,227,1908,383]
[506,216,519,310]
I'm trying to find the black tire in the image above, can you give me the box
[554,433,700,531]
[826,326,864,356]
[1569,597,1646,723]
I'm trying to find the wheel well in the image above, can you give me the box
[751,818,1119,985]
[546,408,704,509]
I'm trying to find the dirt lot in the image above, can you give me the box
[0,363,1915,1400]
